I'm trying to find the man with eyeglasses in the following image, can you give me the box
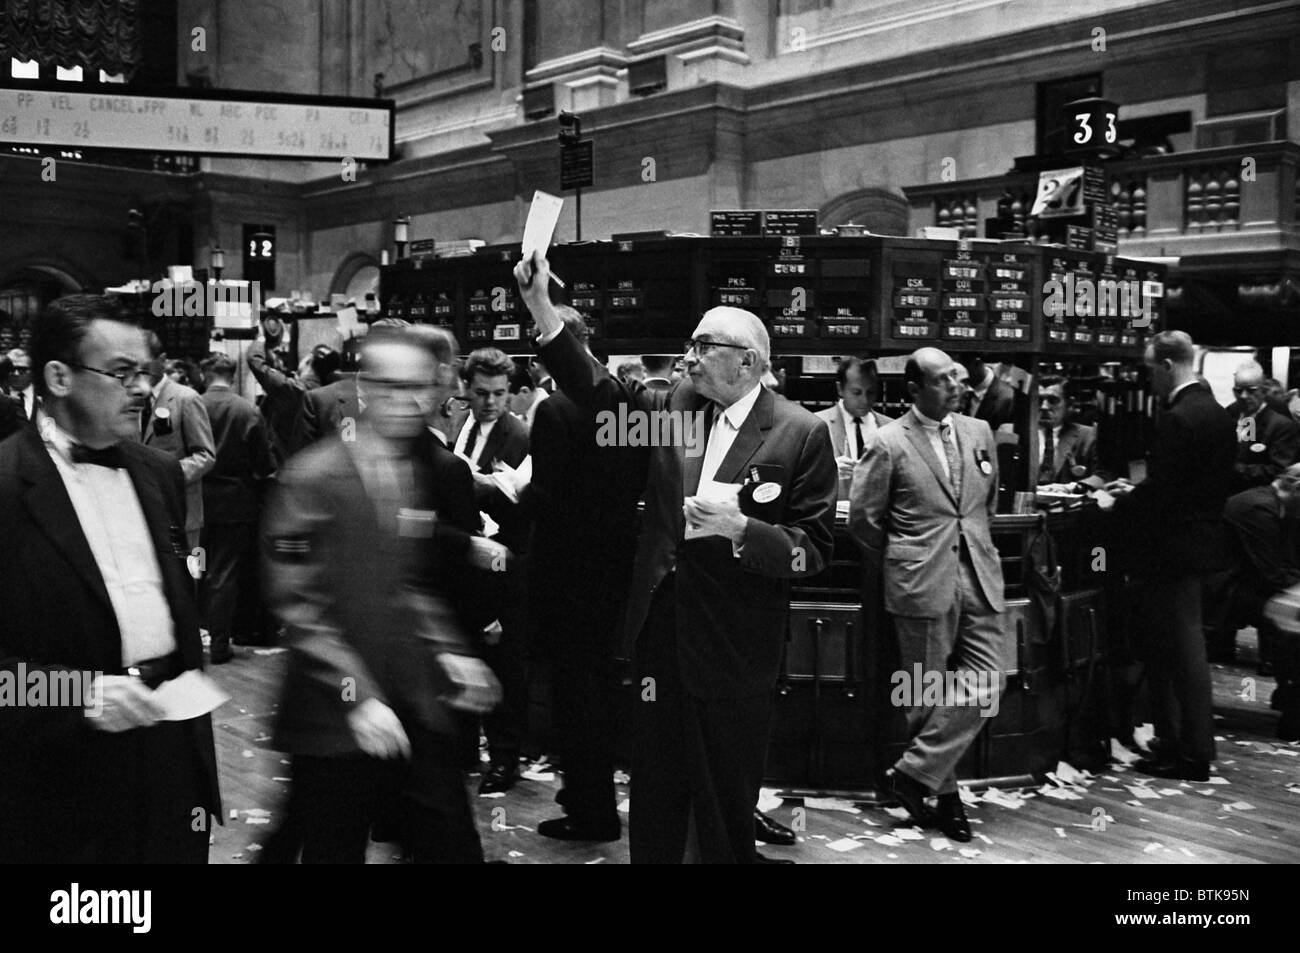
[0,294,221,862]
[516,253,836,864]
[4,347,33,419]
[1226,361,1300,494]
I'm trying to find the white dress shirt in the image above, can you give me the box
[911,405,958,480]
[455,415,498,467]
[697,382,763,490]
[39,411,177,666]
[837,400,877,457]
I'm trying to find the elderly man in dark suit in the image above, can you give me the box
[1104,331,1236,781]
[198,353,275,663]
[1225,361,1300,493]
[849,347,1006,843]
[516,253,837,864]
[1036,374,1102,484]
[814,356,894,499]
[262,325,504,863]
[0,294,220,863]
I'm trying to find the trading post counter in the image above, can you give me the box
[765,505,1115,796]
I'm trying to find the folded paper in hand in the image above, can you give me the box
[684,480,740,540]
[150,670,231,721]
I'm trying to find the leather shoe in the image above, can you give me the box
[478,762,518,795]
[209,637,233,664]
[537,816,621,842]
[883,768,933,825]
[934,793,971,842]
[1136,757,1210,782]
[756,852,795,864]
[754,810,796,845]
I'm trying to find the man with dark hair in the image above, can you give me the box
[0,294,221,862]
[5,347,33,419]
[816,355,893,499]
[960,354,1015,431]
[1225,361,1300,493]
[199,352,275,663]
[1104,330,1236,781]
[1036,374,1101,484]
[849,347,1006,843]
[139,332,215,551]
[456,346,531,793]
[640,355,675,394]
[508,361,547,429]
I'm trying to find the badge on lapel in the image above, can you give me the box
[152,406,173,436]
[740,464,785,508]
[1249,442,1266,454]
[975,448,993,476]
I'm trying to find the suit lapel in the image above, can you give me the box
[902,412,958,507]
[1055,424,1080,476]
[477,417,508,473]
[719,388,774,484]
[827,409,847,457]
[18,430,116,616]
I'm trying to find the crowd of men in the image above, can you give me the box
[0,266,1296,864]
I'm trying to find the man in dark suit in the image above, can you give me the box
[0,294,220,863]
[516,253,837,864]
[140,334,216,551]
[1036,374,1103,484]
[261,326,503,863]
[849,347,1006,843]
[1104,330,1237,781]
[302,371,360,442]
[640,355,676,394]
[248,315,311,465]
[1226,361,1300,493]
[524,308,648,841]
[814,356,894,499]
[961,354,1015,432]
[453,347,531,792]
[198,353,275,663]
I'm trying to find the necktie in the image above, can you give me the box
[71,442,126,469]
[941,422,961,498]
[852,417,864,458]
[140,393,152,440]
[1041,428,1055,481]
[464,420,481,467]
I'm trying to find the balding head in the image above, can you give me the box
[904,347,963,420]
[685,306,770,406]
[1233,360,1266,414]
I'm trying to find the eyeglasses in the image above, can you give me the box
[684,338,749,357]
[65,362,150,388]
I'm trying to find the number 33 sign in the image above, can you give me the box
[1064,97,1120,154]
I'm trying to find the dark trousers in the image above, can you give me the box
[1138,574,1216,763]
[264,724,482,864]
[199,521,255,644]
[630,577,772,864]
[550,599,620,824]
[79,720,210,863]
[482,560,529,765]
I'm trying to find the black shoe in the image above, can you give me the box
[537,816,621,842]
[209,637,233,664]
[883,769,934,825]
[756,852,795,864]
[478,762,518,795]
[1136,757,1210,782]
[754,810,796,845]
[934,793,971,842]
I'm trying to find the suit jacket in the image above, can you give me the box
[972,375,1016,431]
[1119,382,1237,576]
[428,432,498,635]
[815,404,895,499]
[1223,485,1300,607]
[142,376,216,534]
[1038,421,1100,484]
[525,390,648,642]
[538,327,837,698]
[0,392,23,443]
[464,411,531,553]
[849,409,1006,617]
[201,385,275,524]
[0,427,220,861]
[263,431,482,755]
[1225,402,1300,492]
[247,340,311,464]
[302,375,360,443]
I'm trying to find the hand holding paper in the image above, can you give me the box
[684,480,745,542]
[520,191,565,289]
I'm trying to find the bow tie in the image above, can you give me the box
[70,443,126,469]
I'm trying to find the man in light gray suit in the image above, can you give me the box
[815,356,894,500]
[848,347,1006,843]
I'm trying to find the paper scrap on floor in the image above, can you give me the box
[827,838,863,852]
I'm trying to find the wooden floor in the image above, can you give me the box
[206,633,1300,864]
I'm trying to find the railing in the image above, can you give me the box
[904,141,1299,259]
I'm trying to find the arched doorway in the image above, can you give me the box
[819,187,910,237]
[329,253,381,309]
[0,263,86,349]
